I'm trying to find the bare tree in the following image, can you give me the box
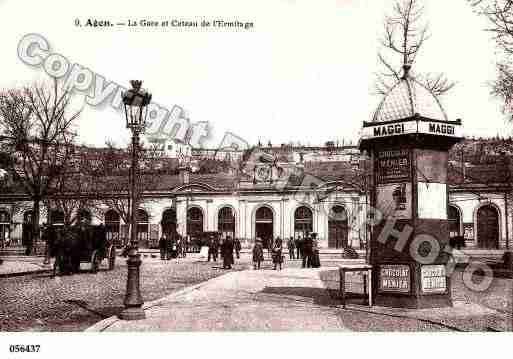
[86,141,170,246]
[0,81,79,254]
[471,0,513,118]
[376,0,455,96]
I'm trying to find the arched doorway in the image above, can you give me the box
[0,210,10,248]
[187,207,204,237]
[477,205,499,249]
[255,206,273,249]
[161,208,177,237]
[218,206,235,239]
[105,210,120,246]
[294,206,313,239]
[328,205,348,249]
[448,205,461,238]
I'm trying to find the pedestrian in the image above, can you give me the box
[165,234,173,260]
[272,237,283,270]
[221,236,234,269]
[310,233,321,268]
[208,235,218,262]
[302,233,313,268]
[234,237,241,259]
[295,236,302,261]
[287,236,295,260]
[252,238,264,270]
[267,237,274,259]
[159,235,166,260]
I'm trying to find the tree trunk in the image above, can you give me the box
[28,199,41,256]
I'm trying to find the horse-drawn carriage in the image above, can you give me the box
[50,225,116,276]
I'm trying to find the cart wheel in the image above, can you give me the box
[91,250,99,273]
[108,245,116,270]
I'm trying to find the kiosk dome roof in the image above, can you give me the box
[372,74,448,123]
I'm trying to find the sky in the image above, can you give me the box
[0,0,509,148]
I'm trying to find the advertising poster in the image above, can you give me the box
[379,265,411,293]
[417,182,448,220]
[376,183,412,219]
[376,149,411,184]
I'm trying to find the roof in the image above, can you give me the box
[373,75,448,123]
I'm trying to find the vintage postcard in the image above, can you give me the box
[0,0,511,358]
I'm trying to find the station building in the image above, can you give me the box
[0,81,512,254]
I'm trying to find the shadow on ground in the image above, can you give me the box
[260,286,339,306]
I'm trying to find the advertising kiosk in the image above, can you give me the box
[359,71,463,308]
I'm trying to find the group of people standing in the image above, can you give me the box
[158,234,189,260]
[252,233,321,270]
[207,235,242,269]
[252,236,285,270]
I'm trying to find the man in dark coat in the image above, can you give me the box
[287,237,295,260]
[302,234,313,268]
[221,236,234,269]
[159,235,166,260]
[295,237,302,260]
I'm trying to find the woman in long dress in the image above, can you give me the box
[222,236,234,269]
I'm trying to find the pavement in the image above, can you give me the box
[86,264,510,332]
[3,249,510,332]
[0,256,54,277]
[87,267,348,331]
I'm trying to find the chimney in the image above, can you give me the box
[179,165,191,185]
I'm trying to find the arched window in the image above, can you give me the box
[218,206,235,239]
[187,207,204,237]
[256,206,273,222]
[105,209,120,245]
[294,206,313,238]
[0,210,10,248]
[328,205,348,249]
[477,205,500,249]
[161,208,177,236]
[448,205,461,238]
[137,209,149,242]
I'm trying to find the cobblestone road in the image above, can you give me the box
[0,255,251,331]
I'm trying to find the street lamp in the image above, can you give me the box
[119,80,152,321]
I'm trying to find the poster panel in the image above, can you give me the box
[376,183,412,219]
[417,182,447,220]
[379,265,411,293]
[376,149,411,184]
[421,265,447,294]
[415,149,448,183]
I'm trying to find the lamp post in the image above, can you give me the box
[119,80,152,321]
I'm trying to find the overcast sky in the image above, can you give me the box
[0,0,508,148]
